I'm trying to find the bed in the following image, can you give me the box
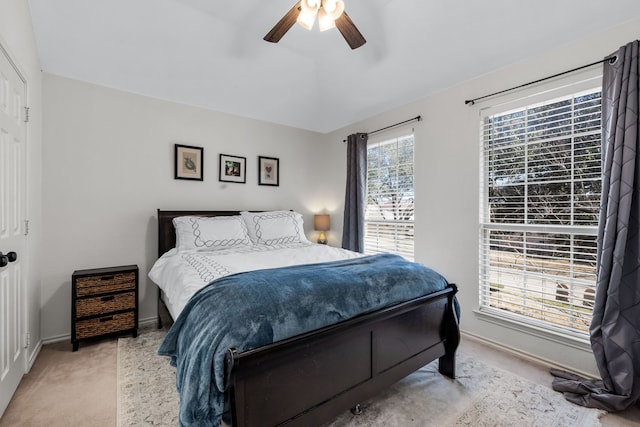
[150,209,460,427]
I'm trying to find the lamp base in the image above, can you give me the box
[317,231,327,245]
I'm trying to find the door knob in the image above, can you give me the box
[0,251,17,267]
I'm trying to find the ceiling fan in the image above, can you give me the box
[264,0,366,50]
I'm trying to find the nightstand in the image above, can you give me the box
[71,265,138,351]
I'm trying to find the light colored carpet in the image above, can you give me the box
[117,328,605,426]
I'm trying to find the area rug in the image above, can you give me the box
[117,327,604,426]
[117,327,178,426]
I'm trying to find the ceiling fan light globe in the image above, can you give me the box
[297,8,317,30]
[301,0,320,13]
[323,0,337,13]
[318,8,336,31]
[329,0,344,19]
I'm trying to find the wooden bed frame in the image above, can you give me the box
[155,209,460,427]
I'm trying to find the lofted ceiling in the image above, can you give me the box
[27,0,640,133]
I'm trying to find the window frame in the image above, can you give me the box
[364,132,415,261]
[478,75,603,341]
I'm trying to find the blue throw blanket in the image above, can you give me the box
[158,254,452,426]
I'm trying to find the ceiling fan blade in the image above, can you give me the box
[335,11,366,49]
[264,1,302,43]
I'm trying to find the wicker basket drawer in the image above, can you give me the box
[75,311,135,340]
[75,291,136,318]
[75,272,136,296]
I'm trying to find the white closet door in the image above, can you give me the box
[0,44,27,417]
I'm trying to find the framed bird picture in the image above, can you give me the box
[174,144,203,181]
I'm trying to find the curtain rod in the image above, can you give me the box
[343,115,422,142]
[464,55,618,105]
[369,115,422,135]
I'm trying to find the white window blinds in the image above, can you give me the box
[479,87,601,336]
[365,134,415,260]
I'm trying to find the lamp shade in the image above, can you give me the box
[318,7,336,31]
[300,0,320,13]
[296,8,317,30]
[326,0,344,19]
[314,214,330,231]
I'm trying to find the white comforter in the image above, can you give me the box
[148,242,362,319]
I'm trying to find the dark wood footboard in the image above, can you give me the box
[225,284,459,427]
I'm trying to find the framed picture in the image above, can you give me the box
[219,154,246,183]
[258,156,279,186]
[174,144,203,181]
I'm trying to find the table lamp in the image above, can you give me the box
[314,214,330,244]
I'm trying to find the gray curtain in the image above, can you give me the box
[341,132,368,252]
[552,40,640,411]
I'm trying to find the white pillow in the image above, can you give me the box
[240,211,310,245]
[172,216,252,251]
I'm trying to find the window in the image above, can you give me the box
[365,134,414,260]
[479,87,602,337]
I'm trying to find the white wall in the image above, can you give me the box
[40,75,328,340]
[325,18,640,376]
[0,0,43,365]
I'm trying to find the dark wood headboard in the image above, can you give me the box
[157,209,242,257]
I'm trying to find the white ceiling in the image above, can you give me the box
[27,0,640,133]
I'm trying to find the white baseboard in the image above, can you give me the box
[139,316,158,328]
[41,333,70,345]
[461,329,599,380]
[26,339,42,373]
